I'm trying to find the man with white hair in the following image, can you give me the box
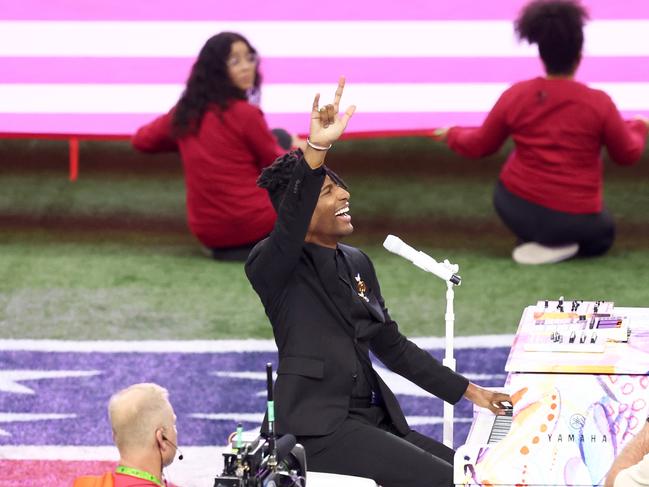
[74,382,179,487]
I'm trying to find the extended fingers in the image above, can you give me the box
[311,77,352,129]
[311,93,321,118]
[333,76,346,111]
[340,105,356,128]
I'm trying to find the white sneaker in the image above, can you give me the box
[512,242,579,265]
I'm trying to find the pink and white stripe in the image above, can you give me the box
[1,0,648,137]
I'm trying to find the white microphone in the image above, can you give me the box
[383,235,461,286]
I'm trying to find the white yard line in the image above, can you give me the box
[0,335,515,353]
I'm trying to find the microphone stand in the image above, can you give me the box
[382,235,460,448]
[441,259,459,449]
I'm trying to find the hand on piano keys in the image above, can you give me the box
[464,382,513,415]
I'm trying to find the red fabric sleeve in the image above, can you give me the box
[240,106,285,170]
[446,91,511,158]
[602,99,648,165]
[131,111,178,153]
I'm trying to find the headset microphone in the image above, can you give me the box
[162,435,184,461]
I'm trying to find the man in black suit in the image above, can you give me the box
[245,78,511,487]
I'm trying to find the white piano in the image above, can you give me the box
[455,301,649,486]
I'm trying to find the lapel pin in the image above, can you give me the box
[355,273,369,302]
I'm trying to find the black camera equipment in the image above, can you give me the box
[214,363,307,487]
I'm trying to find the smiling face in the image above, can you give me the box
[305,175,353,248]
[226,40,258,91]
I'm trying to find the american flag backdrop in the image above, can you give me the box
[0,0,649,137]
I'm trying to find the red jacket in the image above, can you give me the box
[447,77,648,214]
[133,100,285,248]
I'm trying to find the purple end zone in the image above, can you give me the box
[0,346,509,448]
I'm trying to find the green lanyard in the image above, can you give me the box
[115,465,164,487]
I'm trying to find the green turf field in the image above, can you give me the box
[1,138,648,340]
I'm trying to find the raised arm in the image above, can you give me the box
[245,78,355,299]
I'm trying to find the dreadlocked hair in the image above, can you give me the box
[257,150,348,211]
[257,150,303,211]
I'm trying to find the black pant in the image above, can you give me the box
[297,407,454,487]
[493,180,615,257]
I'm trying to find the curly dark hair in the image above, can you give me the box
[515,0,589,75]
[171,32,262,137]
[257,150,348,211]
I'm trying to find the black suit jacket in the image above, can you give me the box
[245,155,468,437]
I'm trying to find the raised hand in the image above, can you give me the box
[309,76,356,148]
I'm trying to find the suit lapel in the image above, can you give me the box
[305,247,356,333]
[338,246,385,323]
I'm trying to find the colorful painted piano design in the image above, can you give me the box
[455,302,649,486]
